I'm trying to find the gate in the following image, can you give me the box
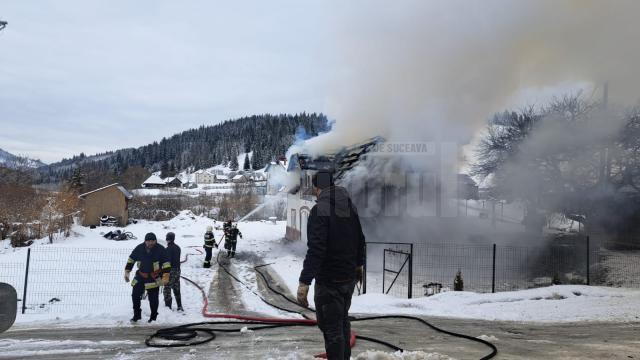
[363,242,413,299]
[383,248,413,298]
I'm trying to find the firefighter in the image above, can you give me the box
[163,232,183,311]
[225,224,242,258]
[203,225,216,268]
[222,220,233,238]
[124,232,171,323]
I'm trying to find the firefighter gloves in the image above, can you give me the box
[297,282,310,308]
[124,270,131,283]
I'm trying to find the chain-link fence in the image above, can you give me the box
[363,242,413,298]
[364,237,640,298]
[1,247,131,313]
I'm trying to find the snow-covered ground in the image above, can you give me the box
[2,211,640,359]
[2,211,639,328]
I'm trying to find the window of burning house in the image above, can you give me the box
[301,173,315,197]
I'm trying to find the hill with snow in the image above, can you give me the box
[0,148,46,169]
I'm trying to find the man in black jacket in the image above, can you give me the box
[297,170,365,360]
[163,232,183,311]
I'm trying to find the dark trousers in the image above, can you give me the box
[204,247,212,266]
[163,268,182,308]
[132,280,159,316]
[228,240,237,257]
[314,281,356,360]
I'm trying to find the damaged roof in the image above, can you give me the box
[288,136,384,181]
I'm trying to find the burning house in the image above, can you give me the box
[285,137,482,242]
[285,137,382,241]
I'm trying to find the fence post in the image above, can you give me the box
[363,243,367,295]
[382,249,386,294]
[492,243,496,293]
[408,244,413,299]
[586,236,590,285]
[22,248,31,314]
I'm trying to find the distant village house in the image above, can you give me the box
[79,183,133,227]
[141,174,166,188]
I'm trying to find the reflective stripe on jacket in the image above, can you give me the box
[125,242,170,288]
[204,231,215,248]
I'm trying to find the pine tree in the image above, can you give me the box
[160,161,169,178]
[243,154,251,170]
[69,168,85,192]
[230,154,239,171]
[252,149,262,170]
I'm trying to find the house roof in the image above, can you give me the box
[232,174,246,180]
[265,162,287,173]
[143,174,165,185]
[288,136,384,181]
[216,174,229,180]
[79,183,133,200]
[164,177,182,183]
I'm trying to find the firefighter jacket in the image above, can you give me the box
[125,243,171,289]
[204,231,215,248]
[227,228,242,242]
[223,223,232,238]
[166,242,181,270]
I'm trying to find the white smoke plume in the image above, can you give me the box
[300,0,640,155]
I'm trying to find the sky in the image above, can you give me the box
[0,1,332,163]
[1,1,639,164]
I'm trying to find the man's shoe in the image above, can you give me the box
[176,306,184,312]
[130,313,141,322]
[148,312,158,323]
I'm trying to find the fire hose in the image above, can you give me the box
[146,247,497,359]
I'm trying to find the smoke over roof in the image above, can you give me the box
[301,0,640,156]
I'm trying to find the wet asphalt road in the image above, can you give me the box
[2,317,639,359]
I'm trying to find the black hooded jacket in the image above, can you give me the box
[299,186,365,285]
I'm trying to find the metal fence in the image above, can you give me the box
[364,237,640,298]
[1,247,131,313]
[363,242,413,298]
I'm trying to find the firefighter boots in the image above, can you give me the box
[130,309,142,322]
[148,312,158,323]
